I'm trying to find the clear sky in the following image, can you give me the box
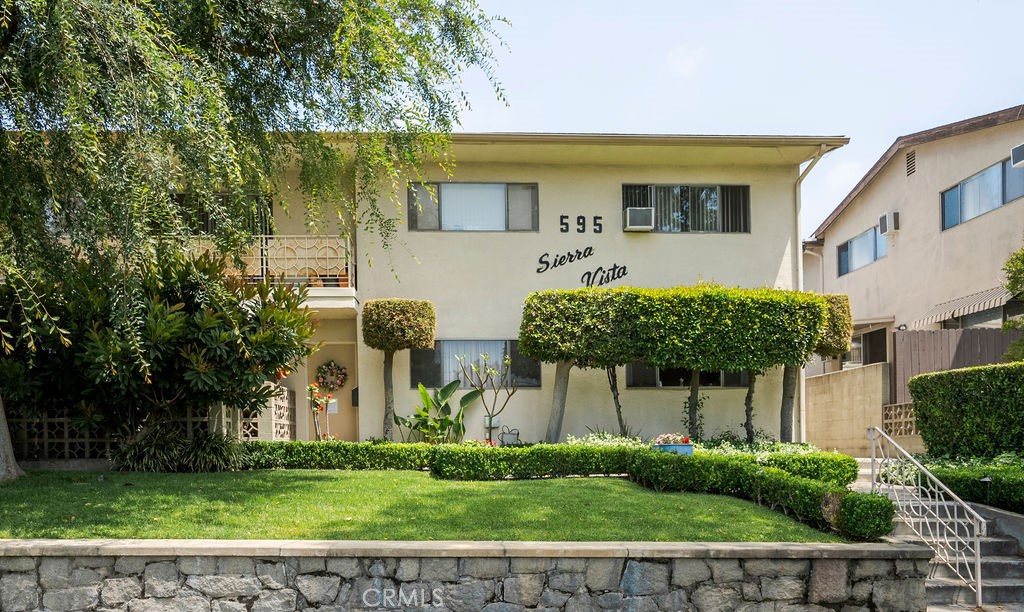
[454,0,1024,237]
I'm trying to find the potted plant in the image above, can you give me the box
[653,433,694,456]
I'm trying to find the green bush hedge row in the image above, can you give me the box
[429,444,634,480]
[627,450,892,541]
[242,441,435,470]
[757,452,859,487]
[241,441,858,486]
[928,465,1024,514]
[908,361,1024,457]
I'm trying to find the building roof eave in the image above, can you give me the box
[811,104,1024,240]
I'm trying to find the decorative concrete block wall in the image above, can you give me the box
[0,540,931,611]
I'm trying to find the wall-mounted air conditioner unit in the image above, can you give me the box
[623,207,655,232]
[879,211,900,236]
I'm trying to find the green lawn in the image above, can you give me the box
[0,470,844,542]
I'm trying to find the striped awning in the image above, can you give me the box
[915,286,1013,326]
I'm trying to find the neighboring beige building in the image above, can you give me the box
[266,133,850,443]
[803,105,1024,453]
[805,105,1024,372]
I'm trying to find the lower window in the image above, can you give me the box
[410,340,541,388]
[625,364,749,388]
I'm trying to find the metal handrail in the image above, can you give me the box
[867,426,985,606]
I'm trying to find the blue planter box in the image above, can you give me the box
[653,443,693,456]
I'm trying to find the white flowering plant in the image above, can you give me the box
[653,433,691,445]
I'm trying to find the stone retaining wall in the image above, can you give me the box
[0,540,931,611]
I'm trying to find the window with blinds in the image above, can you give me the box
[621,184,750,233]
[408,183,539,231]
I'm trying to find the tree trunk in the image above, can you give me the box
[779,364,798,443]
[0,395,25,482]
[382,351,395,441]
[606,366,627,436]
[545,360,573,443]
[686,369,701,439]
[744,371,757,443]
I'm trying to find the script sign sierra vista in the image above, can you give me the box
[535,245,628,287]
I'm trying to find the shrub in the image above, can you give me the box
[114,428,242,472]
[758,452,859,487]
[242,441,436,471]
[928,465,1024,514]
[429,444,635,480]
[909,362,1024,457]
[837,493,896,541]
[626,449,892,539]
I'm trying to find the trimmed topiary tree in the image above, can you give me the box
[520,285,829,442]
[519,288,644,442]
[777,293,854,441]
[362,299,436,440]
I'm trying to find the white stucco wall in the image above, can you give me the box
[351,152,806,442]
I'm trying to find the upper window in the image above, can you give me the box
[942,159,1024,230]
[410,340,541,389]
[837,226,886,276]
[408,183,538,231]
[625,364,749,388]
[622,184,750,233]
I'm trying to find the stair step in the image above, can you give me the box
[929,556,1024,580]
[887,535,1019,556]
[927,577,1024,605]
[892,519,981,538]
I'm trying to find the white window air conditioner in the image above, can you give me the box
[879,211,900,236]
[623,207,655,232]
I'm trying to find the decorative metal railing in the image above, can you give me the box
[881,402,919,436]
[240,234,353,288]
[868,426,985,606]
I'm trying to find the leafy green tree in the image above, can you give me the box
[0,0,503,480]
[1004,242,1024,361]
[0,252,318,447]
[520,285,828,442]
[361,299,436,440]
[776,293,853,442]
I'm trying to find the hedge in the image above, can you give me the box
[626,450,892,540]
[757,451,858,487]
[908,362,1024,457]
[429,444,634,480]
[928,465,1024,514]
[242,441,436,470]
[518,285,828,373]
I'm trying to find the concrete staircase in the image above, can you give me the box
[854,458,1024,609]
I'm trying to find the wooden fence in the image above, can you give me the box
[891,328,1022,404]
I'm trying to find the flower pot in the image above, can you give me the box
[653,443,693,456]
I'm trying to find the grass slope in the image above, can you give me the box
[0,470,843,542]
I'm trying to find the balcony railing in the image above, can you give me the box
[239,235,354,288]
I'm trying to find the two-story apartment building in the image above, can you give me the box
[261,133,847,443]
[802,105,1024,453]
